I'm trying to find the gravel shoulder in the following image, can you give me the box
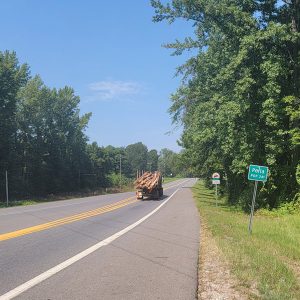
[198,221,250,300]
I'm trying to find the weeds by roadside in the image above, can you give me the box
[0,185,134,208]
[0,177,182,208]
[193,180,300,299]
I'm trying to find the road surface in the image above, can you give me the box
[0,178,199,300]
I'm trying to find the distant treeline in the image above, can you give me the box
[0,51,187,201]
[152,0,300,209]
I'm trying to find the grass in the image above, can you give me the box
[0,177,183,209]
[163,176,182,184]
[193,180,300,300]
[0,200,39,208]
[0,185,135,209]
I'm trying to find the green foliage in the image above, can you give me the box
[158,148,177,176]
[125,142,148,176]
[152,0,300,209]
[158,148,190,177]
[0,56,182,201]
[147,149,159,171]
[193,180,300,299]
[259,198,300,216]
[0,51,101,199]
[0,51,29,195]
[15,76,91,194]
[107,173,133,188]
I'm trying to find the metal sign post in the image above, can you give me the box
[212,173,220,206]
[248,180,258,234]
[247,165,269,234]
[215,184,218,207]
[5,170,9,207]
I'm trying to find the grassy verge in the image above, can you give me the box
[0,184,134,209]
[193,180,300,300]
[163,176,182,184]
[0,177,184,209]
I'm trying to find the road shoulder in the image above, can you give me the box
[198,220,248,300]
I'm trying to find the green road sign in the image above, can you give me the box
[248,165,268,182]
[212,179,220,185]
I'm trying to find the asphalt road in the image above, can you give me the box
[0,178,199,300]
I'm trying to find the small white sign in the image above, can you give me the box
[212,179,220,185]
[212,172,220,179]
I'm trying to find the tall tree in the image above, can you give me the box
[17,76,91,194]
[158,148,178,176]
[125,142,148,176]
[152,0,300,208]
[147,149,159,171]
[0,51,28,199]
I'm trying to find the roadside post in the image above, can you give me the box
[212,173,220,206]
[5,170,9,207]
[247,164,269,234]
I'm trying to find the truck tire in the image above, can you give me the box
[159,188,163,197]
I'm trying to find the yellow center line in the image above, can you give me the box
[0,197,137,242]
[0,181,181,242]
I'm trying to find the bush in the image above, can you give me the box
[107,173,133,188]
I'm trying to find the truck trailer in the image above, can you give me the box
[135,171,163,200]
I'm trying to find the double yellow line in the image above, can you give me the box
[0,197,137,242]
[0,180,185,243]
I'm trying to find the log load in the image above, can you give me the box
[134,171,162,193]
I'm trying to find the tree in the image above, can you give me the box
[158,148,175,176]
[1,51,168,199]
[86,142,112,187]
[152,0,300,208]
[0,51,29,199]
[17,76,91,194]
[147,149,159,171]
[125,142,148,177]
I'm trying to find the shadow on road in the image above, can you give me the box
[140,195,168,202]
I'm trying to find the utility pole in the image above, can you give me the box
[119,154,122,190]
[5,170,9,206]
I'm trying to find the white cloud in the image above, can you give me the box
[88,80,142,101]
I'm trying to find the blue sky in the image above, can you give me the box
[1,1,195,152]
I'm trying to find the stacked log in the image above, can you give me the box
[135,171,161,193]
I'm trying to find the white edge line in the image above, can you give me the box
[163,178,191,190]
[0,188,181,300]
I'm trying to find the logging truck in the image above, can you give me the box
[135,171,163,200]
